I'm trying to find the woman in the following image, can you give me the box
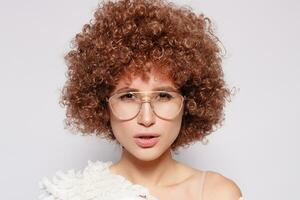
[39,0,243,199]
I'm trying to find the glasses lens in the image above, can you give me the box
[109,91,183,120]
[109,92,141,120]
[152,91,183,119]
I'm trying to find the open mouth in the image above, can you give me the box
[138,136,156,139]
[134,136,160,148]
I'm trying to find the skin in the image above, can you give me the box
[109,68,183,186]
[108,68,242,199]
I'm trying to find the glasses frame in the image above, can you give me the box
[106,90,186,120]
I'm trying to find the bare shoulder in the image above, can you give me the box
[203,170,242,200]
[173,161,242,200]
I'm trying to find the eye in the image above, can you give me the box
[119,92,137,101]
[157,92,174,100]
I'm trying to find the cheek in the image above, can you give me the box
[170,111,184,139]
[171,118,183,136]
[160,114,183,139]
[109,114,134,141]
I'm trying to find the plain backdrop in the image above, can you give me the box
[0,0,299,199]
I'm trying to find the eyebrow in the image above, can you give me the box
[114,86,179,94]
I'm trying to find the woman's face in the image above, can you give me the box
[109,70,184,161]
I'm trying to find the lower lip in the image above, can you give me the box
[134,137,159,148]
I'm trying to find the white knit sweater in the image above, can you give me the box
[38,160,244,200]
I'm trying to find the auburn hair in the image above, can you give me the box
[60,0,233,152]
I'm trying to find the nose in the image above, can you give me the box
[137,101,155,127]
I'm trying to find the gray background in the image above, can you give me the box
[0,0,299,199]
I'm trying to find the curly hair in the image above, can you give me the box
[60,0,233,152]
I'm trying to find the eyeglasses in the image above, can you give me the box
[106,90,185,120]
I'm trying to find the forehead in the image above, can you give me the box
[113,70,177,94]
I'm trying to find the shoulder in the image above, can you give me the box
[203,170,243,200]
[173,162,243,200]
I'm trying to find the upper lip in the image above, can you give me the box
[134,133,160,138]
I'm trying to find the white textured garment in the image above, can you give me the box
[38,160,157,200]
[38,160,244,200]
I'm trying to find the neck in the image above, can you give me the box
[113,147,178,188]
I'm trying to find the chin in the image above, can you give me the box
[132,147,168,162]
[134,154,162,162]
